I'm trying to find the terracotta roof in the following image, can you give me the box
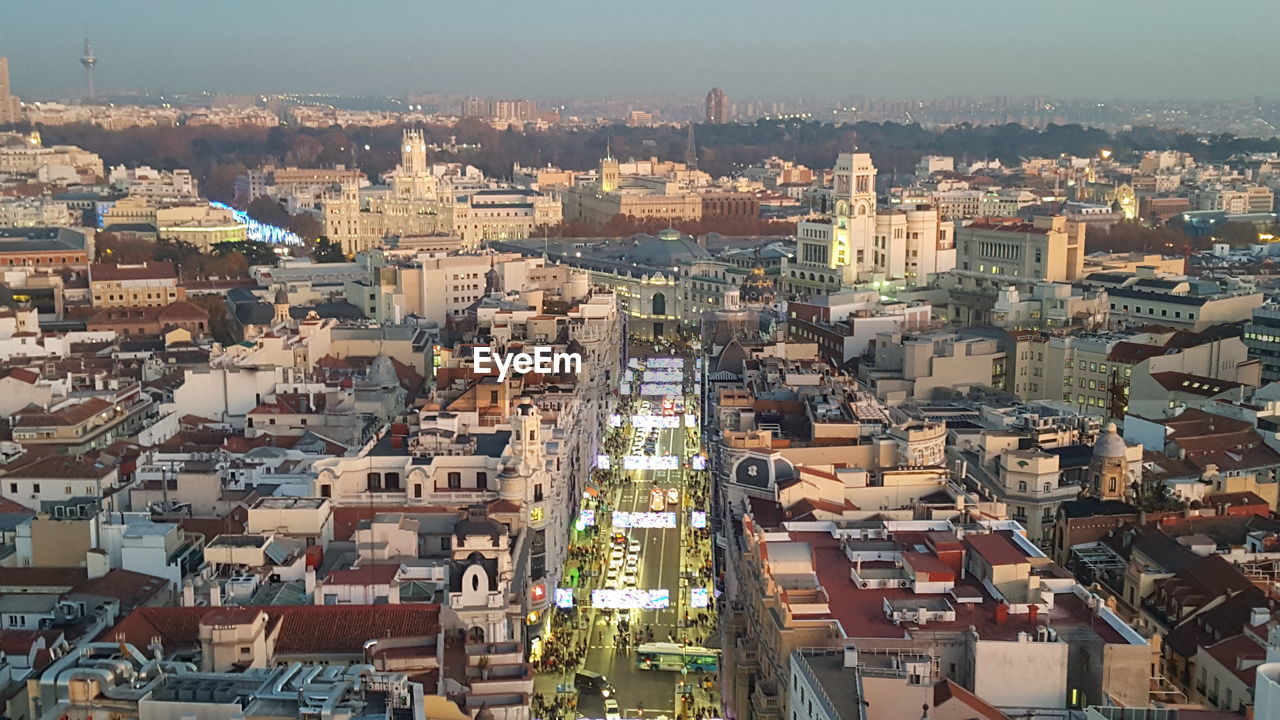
[324,563,402,586]
[1,453,115,479]
[0,567,87,589]
[932,679,1008,719]
[76,569,169,613]
[964,532,1029,567]
[89,262,177,282]
[1150,371,1245,396]
[1203,633,1268,685]
[1107,341,1170,364]
[106,604,442,656]
[13,397,113,428]
[2,367,39,384]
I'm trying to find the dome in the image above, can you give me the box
[624,230,711,267]
[273,286,289,305]
[368,353,399,387]
[740,265,775,305]
[1093,422,1127,458]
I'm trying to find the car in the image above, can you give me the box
[577,670,613,697]
[606,567,620,585]
[628,539,641,554]
[666,488,680,505]
[624,569,638,586]
[608,555,624,571]
[604,698,622,720]
[650,491,666,512]
[625,555,639,570]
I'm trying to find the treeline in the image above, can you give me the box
[31,118,1280,205]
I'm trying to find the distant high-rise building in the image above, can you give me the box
[0,57,20,125]
[705,87,728,124]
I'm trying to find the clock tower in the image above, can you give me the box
[402,128,428,175]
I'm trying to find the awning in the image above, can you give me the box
[583,486,600,498]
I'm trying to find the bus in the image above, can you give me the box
[636,642,720,672]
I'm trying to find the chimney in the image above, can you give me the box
[304,567,316,595]
[209,582,221,607]
[1251,607,1271,627]
[182,578,195,606]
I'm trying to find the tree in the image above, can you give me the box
[246,196,292,228]
[187,294,239,345]
[288,213,325,241]
[212,240,277,266]
[1213,221,1262,246]
[1129,468,1187,513]
[311,237,346,263]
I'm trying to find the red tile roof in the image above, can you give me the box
[106,604,442,655]
[932,679,1008,719]
[324,563,402,586]
[2,367,39,384]
[13,397,113,427]
[1151,371,1245,396]
[89,262,177,282]
[964,532,1029,567]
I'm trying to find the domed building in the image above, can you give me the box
[1085,423,1139,501]
[626,228,712,268]
[739,264,776,306]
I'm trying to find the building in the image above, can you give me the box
[0,57,20,125]
[86,299,210,338]
[446,188,562,245]
[322,129,446,255]
[940,216,1085,326]
[88,261,183,307]
[788,152,878,295]
[0,227,93,270]
[560,151,704,226]
[1083,268,1263,331]
[861,330,1009,403]
[706,88,729,124]
[155,204,248,250]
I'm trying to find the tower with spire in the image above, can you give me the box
[598,138,619,193]
[79,27,97,101]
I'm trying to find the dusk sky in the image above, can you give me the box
[5,0,1278,100]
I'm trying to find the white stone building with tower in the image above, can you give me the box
[785,150,955,296]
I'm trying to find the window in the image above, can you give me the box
[448,472,462,489]
[412,484,422,499]
[534,484,544,502]
[384,472,400,490]
[441,536,451,551]
[476,471,488,487]
[1018,481,1027,492]
[320,484,331,498]
[366,473,381,491]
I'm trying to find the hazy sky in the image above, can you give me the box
[4,0,1278,100]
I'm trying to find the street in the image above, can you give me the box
[533,350,719,720]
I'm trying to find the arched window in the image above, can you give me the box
[652,292,666,316]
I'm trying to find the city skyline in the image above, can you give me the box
[4,0,1280,101]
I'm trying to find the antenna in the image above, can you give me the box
[685,124,698,171]
[79,25,97,101]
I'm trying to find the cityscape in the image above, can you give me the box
[3,4,1280,720]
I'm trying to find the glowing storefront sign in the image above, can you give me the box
[591,589,670,609]
[690,511,707,529]
[555,588,574,609]
[612,511,676,529]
